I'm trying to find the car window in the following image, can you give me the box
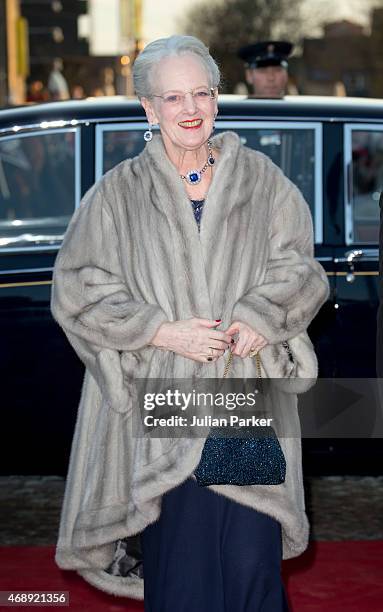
[216,126,317,219]
[97,126,145,177]
[96,122,322,243]
[0,129,78,250]
[348,128,383,243]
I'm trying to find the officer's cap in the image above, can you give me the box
[237,40,293,69]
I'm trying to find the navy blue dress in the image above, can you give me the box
[190,198,205,231]
[139,199,291,612]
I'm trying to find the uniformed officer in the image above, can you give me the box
[237,40,293,98]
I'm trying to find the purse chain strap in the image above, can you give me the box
[222,350,262,379]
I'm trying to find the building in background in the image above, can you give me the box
[85,0,143,95]
[3,1,383,105]
[293,8,383,97]
[1,0,143,106]
[20,0,89,100]
[370,8,383,98]
[0,1,8,104]
[1,0,29,106]
[20,0,89,72]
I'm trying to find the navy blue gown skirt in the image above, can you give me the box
[140,476,290,611]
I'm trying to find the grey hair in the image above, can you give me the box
[133,35,221,99]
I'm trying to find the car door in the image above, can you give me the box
[0,126,83,474]
[333,123,381,377]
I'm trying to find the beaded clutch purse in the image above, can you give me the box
[193,350,287,487]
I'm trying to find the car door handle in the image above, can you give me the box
[344,249,363,283]
[345,249,363,263]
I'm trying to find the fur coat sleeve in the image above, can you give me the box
[50,179,169,412]
[232,167,329,344]
[51,178,169,354]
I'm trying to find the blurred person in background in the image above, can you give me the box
[26,80,50,103]
[103,67,116,96]
[71,85,85,99]
[48,58,70,101]
[237,40,293,98]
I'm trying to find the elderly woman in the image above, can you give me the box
[51,35,329,611]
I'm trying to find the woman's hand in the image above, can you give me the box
[225,320,268,358]
[150,318,235,362]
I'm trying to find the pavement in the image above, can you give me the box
[0,475,382,545]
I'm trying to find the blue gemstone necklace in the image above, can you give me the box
[180,140,215,186]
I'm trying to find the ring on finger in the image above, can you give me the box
[249,346,258,357]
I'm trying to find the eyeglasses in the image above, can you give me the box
[151,87,217,106]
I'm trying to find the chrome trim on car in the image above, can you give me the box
[0,118,80,136]
[0,116,145,138]
[0,234,64,247]
[0,266,53,275]
[0,244,60,254]
[335,248,379,263]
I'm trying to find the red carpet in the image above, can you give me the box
[0,542,382,611]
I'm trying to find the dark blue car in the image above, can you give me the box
[0,95,381,474]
